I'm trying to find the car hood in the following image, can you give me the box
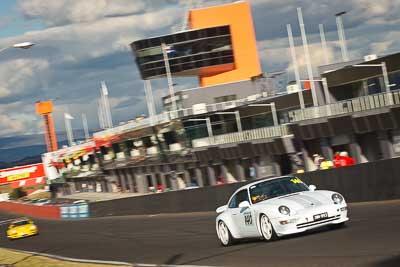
[254,190,335,211]
[9,225,33,232]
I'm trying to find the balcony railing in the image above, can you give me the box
[192,124,290,148]
[93,113,171,139]
[288,90,400,122]
[191,90,400,148]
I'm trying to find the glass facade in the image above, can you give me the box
[131,26,234,79]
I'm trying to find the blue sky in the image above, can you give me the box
[0,0,43,38]
[0,0,399,139]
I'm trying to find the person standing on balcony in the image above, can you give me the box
[334,151,355,167]
[320,157,334,170]
[313,154,323,169]
[341,151,356,166]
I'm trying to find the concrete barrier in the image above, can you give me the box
[0,202,60,219]
[90,157,400,217]
[297,157,400,203]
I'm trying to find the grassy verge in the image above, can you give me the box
[0,248,131,267]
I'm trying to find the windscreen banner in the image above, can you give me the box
[0,163,45,187]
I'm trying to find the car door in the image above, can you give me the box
[227,189,258,238]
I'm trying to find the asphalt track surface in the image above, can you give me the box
[0,200,400,267]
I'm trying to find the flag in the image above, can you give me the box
[64,113,74,120]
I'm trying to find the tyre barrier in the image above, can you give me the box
[60,203,90,219]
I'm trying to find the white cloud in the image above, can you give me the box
[0,102,40,136]
[0,58,49,98]
[18,0,148,26]
[0,0,398,139]
[1,6,181,63]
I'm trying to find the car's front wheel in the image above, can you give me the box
[217,221,235,246]
[260,214,277,241]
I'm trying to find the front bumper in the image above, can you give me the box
[7,230,38,239]
[271,204,348,237]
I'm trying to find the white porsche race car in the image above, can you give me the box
[216,176,349,246]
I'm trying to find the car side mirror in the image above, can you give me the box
[238,201,250,208]
[309,185,317,191]
[216,205,227,213]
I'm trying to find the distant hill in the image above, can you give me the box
[0,129,91,164]
[0,155,42,169]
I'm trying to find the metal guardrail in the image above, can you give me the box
[192,124,290,147]
[288,90,400,122]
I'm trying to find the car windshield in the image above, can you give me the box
[13,220,30,226]
[249,177,309,204]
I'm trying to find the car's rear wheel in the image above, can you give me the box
[217,221,235,246]
[260,214,277,241]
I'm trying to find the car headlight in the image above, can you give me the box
[30,225,37,230]
[279,205,290,215]
[332,193,344,204]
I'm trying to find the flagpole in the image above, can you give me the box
[82,113,90,140]
[64,113,74,146]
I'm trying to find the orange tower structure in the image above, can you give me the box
[36,101,58,152]
[189,1,261,87]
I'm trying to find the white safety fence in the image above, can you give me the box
[192,124,290,148]
[192,90,400,148]
[289,90,400,122]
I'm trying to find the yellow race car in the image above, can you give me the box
[7,218,39,240]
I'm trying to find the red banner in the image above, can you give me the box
[0,163,45,185]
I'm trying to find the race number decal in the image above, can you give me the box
[290,177,302,184]
[244,212,253,225]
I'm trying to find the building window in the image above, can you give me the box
[389,71,400,91]
[366,77,382,95]
[214,95,237,103]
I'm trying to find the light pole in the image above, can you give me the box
[353,62,393,104]
[249,102,278,127]
[297,8,318,107]
[319,24,329,65]
[161,42,178,116]
[336,11,349,62]
[300,78,331,104]
[0,42,35,54]
[188,118,213,138]
[215,111,243,132]
[287,24,305,109]
[300,78,332,116]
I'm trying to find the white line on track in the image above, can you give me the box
[5,248,217,267]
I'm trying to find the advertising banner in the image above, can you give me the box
[0,163,45,185]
